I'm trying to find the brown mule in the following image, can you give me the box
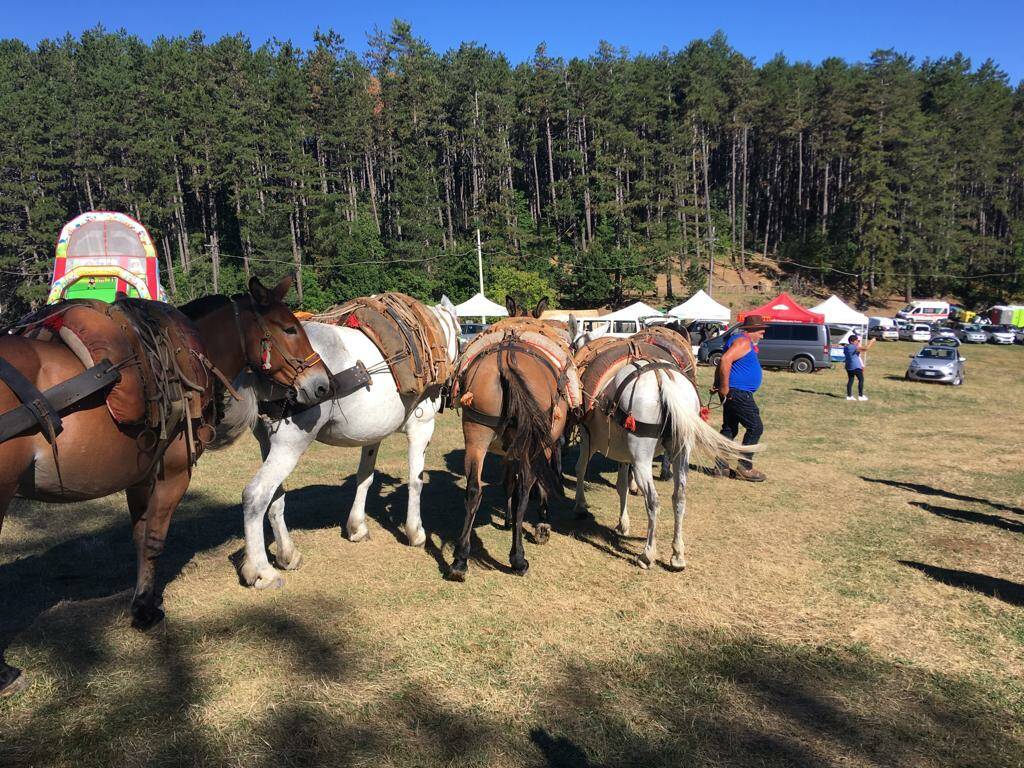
[447,297,572,580]
[0,275,330,697]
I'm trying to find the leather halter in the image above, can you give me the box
[231,297,322,390]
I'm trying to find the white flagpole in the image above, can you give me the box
[476,228,486,323]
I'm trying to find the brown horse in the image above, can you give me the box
[448,297,572,580]
[0,275,330,696]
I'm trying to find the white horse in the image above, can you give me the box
[570,331,758,571]
[232,297,460,589]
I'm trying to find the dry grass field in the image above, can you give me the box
[2,340,1023,767]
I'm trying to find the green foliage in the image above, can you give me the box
[0,27,1021,322]
[489,266,556,308]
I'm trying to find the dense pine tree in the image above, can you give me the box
[0,22,1021,321]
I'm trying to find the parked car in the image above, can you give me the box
[868,317,899,341]
[930,327,960,344]
[899,323,932,342]
[699,321,832,373]
[983,325,1016,344]
[458,322,490,351]
[905,345,966,386]
[893,318,910,333]
[956,324,990,344]
[1013,327,1024,345]
[930,336,961,348]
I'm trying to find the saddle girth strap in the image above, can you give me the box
[606,359,681,438]
[0,357,64,444]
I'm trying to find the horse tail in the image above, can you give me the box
[207,370,260,450]
[657,371,764,467]
[498,355,562,498]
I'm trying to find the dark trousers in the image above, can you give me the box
[846,369,864,397]
[718,389,763,469]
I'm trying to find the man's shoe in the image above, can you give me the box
[731,466,767,482]
[857,395,869,401]
[846,396,855,401]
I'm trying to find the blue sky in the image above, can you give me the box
[5,1,1023,83]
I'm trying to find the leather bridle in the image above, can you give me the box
[231,297,323,390]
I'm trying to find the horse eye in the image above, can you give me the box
[284,326,298,335]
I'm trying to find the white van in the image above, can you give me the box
[896,301,950,323]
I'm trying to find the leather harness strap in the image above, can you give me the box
[0,357,65,444]
[460,339,562,432]
[604,359,681,439]
[0,359,122,443]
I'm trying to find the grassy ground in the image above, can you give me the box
[1,341,1022,767]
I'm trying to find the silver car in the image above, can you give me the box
[905,345,966,386]
[983,325,1016,344]
[956,324,990,343]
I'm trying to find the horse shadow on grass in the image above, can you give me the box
[862,476,1024,515]
[909,501,1024,534]
[899,560,1024,607]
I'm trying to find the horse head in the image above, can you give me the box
[241,275,333,406]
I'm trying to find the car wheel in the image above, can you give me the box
[952,375,963,386]
[708,351,723,367]
[791,356,813,374]
[904,372,911,381]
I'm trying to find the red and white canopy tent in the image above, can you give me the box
[738,292,824,324]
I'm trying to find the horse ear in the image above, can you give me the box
[249,276,272,306]
[505,295,517,317]
[568,313,578,338]
[439,294,453,310]
[532,297,549,319]
[272,274,294,303]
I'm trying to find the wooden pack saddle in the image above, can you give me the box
[315,293,453,400]
[16,298,214,463]
[630,325,698,390]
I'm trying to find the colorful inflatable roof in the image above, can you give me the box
[48,211,167,304]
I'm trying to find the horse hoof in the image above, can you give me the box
[511,559,530,576]
[445,564,467,582]
[668,555,686,571]
[0,668,29,698]
[406,526,427,547]
[615,523,630,537]
[535,523,551,545]
[131,604,165,631]
[574,507,593,521]
[277,549,303,571]
[253,570,286,590]
[347,524,370,543]
[637,552,654,570]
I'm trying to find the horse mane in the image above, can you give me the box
[179,294,233,321]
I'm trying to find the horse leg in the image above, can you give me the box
[241,426,310,589]
[0,485,29,697]
[629,467,640,496]
[534,462,551,545]
[346,443,379,543]
[502,463,515,530]
[267,488,302,570]
[660,452,674,481]
[403,417,433,547]
[573,428,593,519]
[509,470,533,576]
[669,448,689,571]
[634,459,660,570]
[615,463,631,537]
[126,466,190,629]
[447,439,487,581]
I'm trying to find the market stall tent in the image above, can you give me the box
[582,301,664,337]
[738,292,824,324]
[668,290,731,322]
[809,295,868,329]
[454,292,509,320]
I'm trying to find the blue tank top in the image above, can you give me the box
[724,333,763,392]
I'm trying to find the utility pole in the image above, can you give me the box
[476,228,484,295]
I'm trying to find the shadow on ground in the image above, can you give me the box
[3,619,1021,768]
[910,501,1024,534]
[900,560,1024,608]
[862,476,1023,515]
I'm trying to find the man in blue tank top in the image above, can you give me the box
[714,314,768,481]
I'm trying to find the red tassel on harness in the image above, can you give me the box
[623,413,637,432]
[260,338,272,371]
[344,314,361,329]
[699,406,710,422]
[43,314,65,333]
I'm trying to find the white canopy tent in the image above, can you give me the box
[455,292,509,321]
[667,290,731,322]
[596,301,664,322]
[810,295,868,329]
